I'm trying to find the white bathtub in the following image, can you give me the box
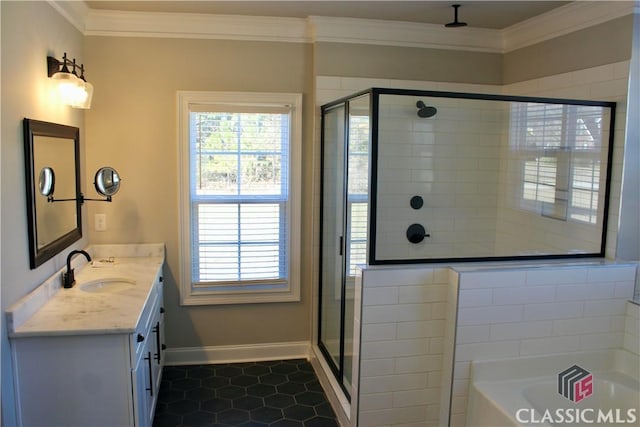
[467,349,639,426]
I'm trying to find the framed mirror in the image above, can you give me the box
[23,118,82,269]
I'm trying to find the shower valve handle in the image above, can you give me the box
[406,224,430,244]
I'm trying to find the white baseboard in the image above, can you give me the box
[165,341,311,365]
[310,346,352,427]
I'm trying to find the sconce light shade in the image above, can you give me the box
[70,81,93,109]
[47,53,93,109]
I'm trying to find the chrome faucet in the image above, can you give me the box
[63,250,92,288]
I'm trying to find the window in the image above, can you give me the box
[510,102,605,224]
[346,114,369,277]
[178,92,302,305]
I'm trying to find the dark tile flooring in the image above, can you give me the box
[153,359,339,427]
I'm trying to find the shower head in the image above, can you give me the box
[416,101,437,118]
[445,4,468,28]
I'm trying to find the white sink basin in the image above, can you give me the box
[79,278,136,293]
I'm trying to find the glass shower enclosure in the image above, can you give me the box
[317,87,616,399]
[319,93,370,399]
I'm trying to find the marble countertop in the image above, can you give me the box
[7,244,164,338]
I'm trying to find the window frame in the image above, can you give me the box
[178,91,302,305]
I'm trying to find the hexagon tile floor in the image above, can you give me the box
[153,359,340,427]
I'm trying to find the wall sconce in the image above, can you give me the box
[47,52,93,109]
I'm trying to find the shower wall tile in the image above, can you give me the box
[623,301,640,355]
[356,266,452,427]
[449,262,637,427]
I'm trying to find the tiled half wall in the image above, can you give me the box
[354,262,637,427]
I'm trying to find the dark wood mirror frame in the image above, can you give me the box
[23,118,82,269]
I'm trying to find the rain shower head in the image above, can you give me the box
[416,101,437,118]
[445,4,468,28]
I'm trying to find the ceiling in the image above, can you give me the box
[84,1,572,30]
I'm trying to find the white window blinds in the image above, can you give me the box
[190,108,290,286]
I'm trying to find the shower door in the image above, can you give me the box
[319,94,370,399]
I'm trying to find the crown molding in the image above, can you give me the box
[308,16,503,53]
[502,0,637,52]
[51,1,636,53]
[48,0,89,33]
[84,9,310,43]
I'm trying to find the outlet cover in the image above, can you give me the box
[95,213,107,232]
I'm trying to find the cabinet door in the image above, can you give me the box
[133,349,155,427]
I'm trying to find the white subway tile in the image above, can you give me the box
[458,270,526,288]
[579,332,623,350]
[519,335,580,356]
[363,304,432,324]
[359,392,393,411]
[458,305,523,325]
[395,355,443,374]
[587,265,637,282]
[398,284,448,303]
[363,286,399,306]
[361,359,395,377]
[455,341,520,362]
[614,282,635,299]
[451,379,468,398]
[626,302,640,319]
[453,361,470,380]
[362,323,397,342]
[610,315,626,333]
[526,268,588,286]
[358,409,394,427]
[556,283,615,301]
[624,332,640,355]
[362,339,429,359]
[359,373,428,393]
[490,321,552,340]
[431,302,448,320]
[456,325,491,344]
[396,320,446,339]
[429,337,445,354]
[552,316,611,336]
[428,371,442,388]
[523,301,583,321]
[458,289,493,307]
[493,285,556,305]
[393,388,440,407]
[583,299,627,317]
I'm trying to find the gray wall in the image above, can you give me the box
[1,2,87,425]
[84,36,315,349]
[315,42,503,84]
[504,15,633,83]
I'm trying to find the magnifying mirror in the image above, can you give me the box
[94,167,121,197]
[39,167,55,197]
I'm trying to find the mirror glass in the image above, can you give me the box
[39,167,55,197]
[24,119,81,269]
[94,167,121,196]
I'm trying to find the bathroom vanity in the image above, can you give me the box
[6,244,165,427]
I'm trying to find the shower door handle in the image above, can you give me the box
[339,236,344,256]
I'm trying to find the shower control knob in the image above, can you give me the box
[406,223,430,244]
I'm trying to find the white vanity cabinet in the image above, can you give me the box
[9,263,166,427]
[132,275,166,427]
